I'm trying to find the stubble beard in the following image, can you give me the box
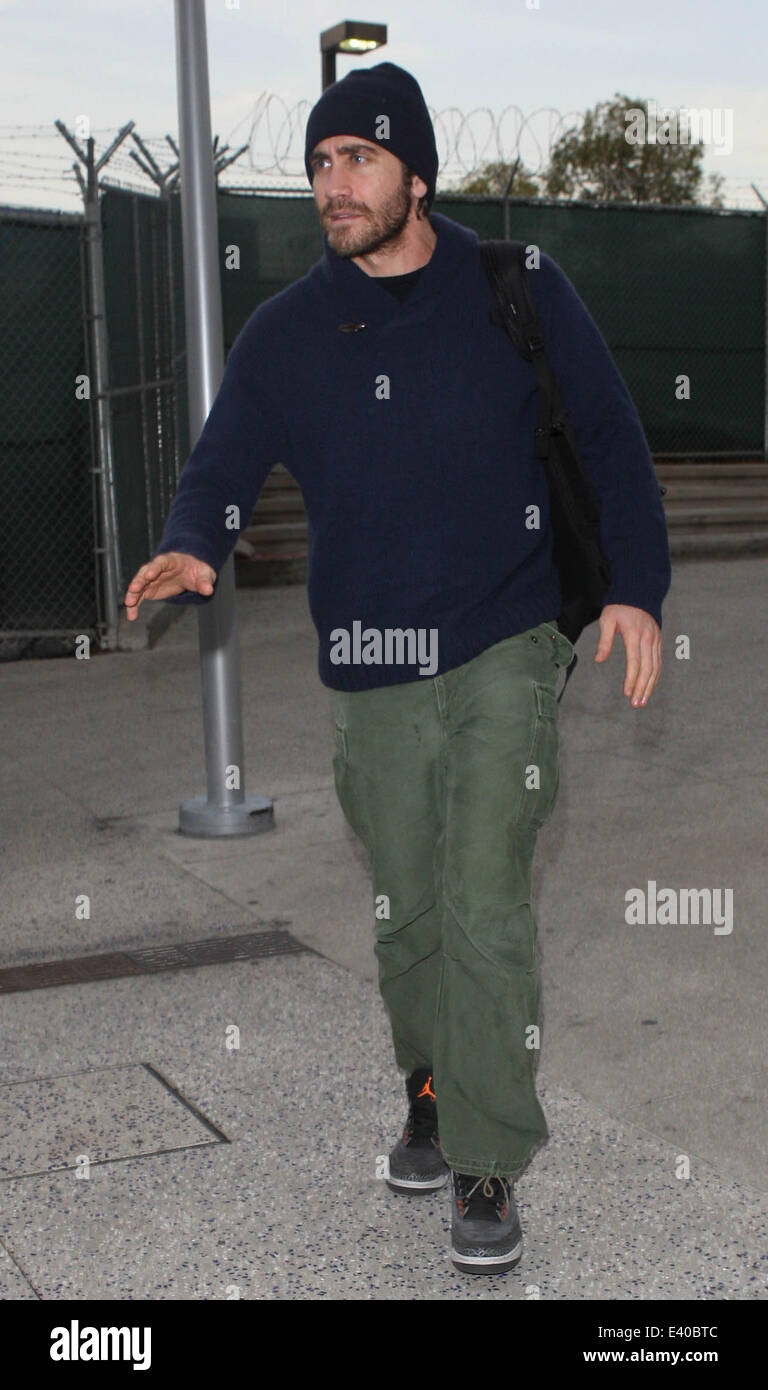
[323,173,414,259]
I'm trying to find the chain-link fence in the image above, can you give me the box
[0,206,97,660]
[100,189,188,593]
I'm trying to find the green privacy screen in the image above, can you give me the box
[99,188,765,591]
[213,192,766,457]
[2,189,762,650]
[0,208,95,650]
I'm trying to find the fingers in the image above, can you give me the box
[636,629,662,706]
[626,626,661,706]
[123,554,216,620]
[596,606,662,707]
[126,555,172,597]
[193,563,216,594]
[623,629,641,700]
[594,611,617,663]
[123,554,176,620]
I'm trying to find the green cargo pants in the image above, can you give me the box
[331,618,576,1179]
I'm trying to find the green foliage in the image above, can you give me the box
[449,159,540,198]
[544,94,725,206]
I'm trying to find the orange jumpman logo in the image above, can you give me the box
[417,1075,436,1102]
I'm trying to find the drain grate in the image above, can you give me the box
[0,929,311,995]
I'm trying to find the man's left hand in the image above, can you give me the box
[594,604,662,707]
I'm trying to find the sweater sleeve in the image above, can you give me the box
[154,313,288,607]
[531,252,671,628]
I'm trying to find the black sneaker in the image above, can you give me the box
[386,1066,449,1193]
[450,1170,523,1274]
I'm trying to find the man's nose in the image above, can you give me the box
[324,166,354,200]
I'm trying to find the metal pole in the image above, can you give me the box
[131,195,155,556]
[84,138,123,649]
[165,192,183,512]
[174,0,273,837]
[764,207,768,463]
[503,157,520,241]
[55,118,136,650]
[752,185,768,462]
[322,48,336,91]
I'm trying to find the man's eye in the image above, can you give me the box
[314,153,366,170]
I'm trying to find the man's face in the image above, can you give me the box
[309,135,422,257]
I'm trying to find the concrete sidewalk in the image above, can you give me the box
[1,556,767,1300]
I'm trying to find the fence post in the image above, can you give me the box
[761,202,766,467]
[83,141,123,650]
[750,185,768,461]
[55,120,134,651]
[173,0,273,837]
[502,158,520,240]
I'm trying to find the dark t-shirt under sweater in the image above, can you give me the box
[374,266,425,300]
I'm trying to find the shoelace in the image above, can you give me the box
[457,1173,510,1214]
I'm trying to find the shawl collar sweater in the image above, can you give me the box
[158,210,671,690]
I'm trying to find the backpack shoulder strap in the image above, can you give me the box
[480,239,542,361]
[480,239,580,700]
[480,238,556,459]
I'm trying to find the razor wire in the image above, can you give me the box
[0,107,764,210]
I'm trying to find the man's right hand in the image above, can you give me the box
[124,552,217,621]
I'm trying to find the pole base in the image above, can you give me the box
[178,794,274,838]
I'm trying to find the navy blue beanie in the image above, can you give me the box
[304,61,438,209]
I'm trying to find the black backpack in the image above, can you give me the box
[480,239,664,699]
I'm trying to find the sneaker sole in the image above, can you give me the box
[386,1171,450,1193]
[451,1238,523,1275]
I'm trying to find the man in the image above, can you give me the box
[125,62,671,1276]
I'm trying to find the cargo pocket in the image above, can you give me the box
[514,679,560,832]
[539,620,576,671]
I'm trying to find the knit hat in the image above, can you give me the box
[304,61,438,209]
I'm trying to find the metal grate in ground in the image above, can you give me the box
[0,929,311,994]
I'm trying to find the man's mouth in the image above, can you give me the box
[329,210,362,222]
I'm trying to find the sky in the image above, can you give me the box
[1,0,767,213]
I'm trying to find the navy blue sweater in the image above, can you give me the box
[157,210,671,691]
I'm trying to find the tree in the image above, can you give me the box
[450,159,540,198]
[544,94,725,206]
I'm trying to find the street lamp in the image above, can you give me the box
[320,20,388,91]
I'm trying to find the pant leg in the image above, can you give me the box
[330,617,574,1174]
[331,677,444,1075]
[432,619,574,1179]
